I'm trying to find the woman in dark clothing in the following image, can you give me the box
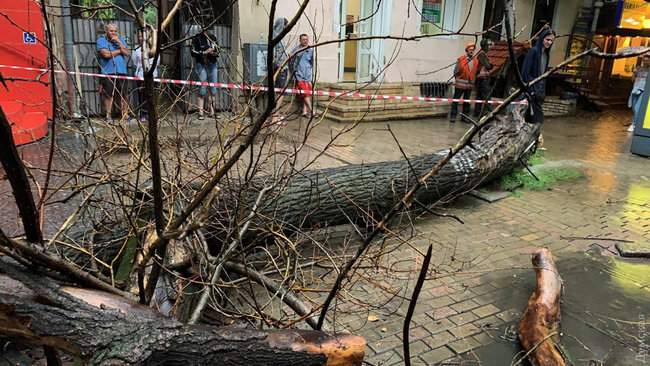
[521,28,555,123]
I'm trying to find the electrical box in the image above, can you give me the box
[243,43,268,84]
[631,75,650,157]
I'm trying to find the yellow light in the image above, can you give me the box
[644,19,650,28]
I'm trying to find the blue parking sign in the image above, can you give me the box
[23,32,37,44]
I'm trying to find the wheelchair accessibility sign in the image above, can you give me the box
[23,32,37,44]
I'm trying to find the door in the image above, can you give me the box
[356,0,374,81]
[337,0,347,81]
[356,0,390,82]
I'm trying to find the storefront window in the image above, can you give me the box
[618,0,650,30]
[612,36,650,78]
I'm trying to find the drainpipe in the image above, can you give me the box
[61,0,79,117]
[589,1,604,94]
[591,1,603,34]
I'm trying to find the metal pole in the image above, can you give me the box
[61,0,79,117]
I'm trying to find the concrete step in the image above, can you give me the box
[325,100,441,113]
[326,108,447,123]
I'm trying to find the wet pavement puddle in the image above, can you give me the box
[459,251,649,365]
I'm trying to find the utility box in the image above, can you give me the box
[243,43,268,84]
[631,76,650,157]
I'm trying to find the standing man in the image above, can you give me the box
[292,34,314,117]
[97,23,130,122]
[474,38,494,118]
[449,43,478,123]
[191,30,220,120]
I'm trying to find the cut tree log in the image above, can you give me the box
[518,248,566,366]
[0,259,365,366]
[212,105,541,240]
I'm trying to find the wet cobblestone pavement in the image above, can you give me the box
[1,109,649,365]
[277,110,650,365]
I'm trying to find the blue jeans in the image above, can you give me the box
[196,62,218,96]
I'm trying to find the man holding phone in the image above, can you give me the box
[97,22,130,122]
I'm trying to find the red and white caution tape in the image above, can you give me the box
[0,64,527,105]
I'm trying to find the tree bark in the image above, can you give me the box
[518,248,566,366]
[0,105,42,243]
[216,105,540,237]
[0,259,365,366]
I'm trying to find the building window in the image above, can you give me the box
[420,0,458,35]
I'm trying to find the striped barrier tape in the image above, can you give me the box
[0,64,527,105]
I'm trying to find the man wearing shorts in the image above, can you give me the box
[96,22,130,121]
[292,34,314,117]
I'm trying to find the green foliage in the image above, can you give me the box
[498,166,584,192]
[80,0,115,20]
[144,5,157,26]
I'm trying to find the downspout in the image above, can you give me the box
[61,0,79,117]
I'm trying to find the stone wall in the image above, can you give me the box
[542,97,577,118]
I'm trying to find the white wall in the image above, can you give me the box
[274,2,342,83]
[548,0,581,65]
[273,0,581,83]
[384,0,485,83]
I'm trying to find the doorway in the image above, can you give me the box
[482,0,504,41]
[341,0,360,81]
[338,0,390,82]
[532,0,556,36]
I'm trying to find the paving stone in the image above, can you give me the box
[368,335,404,354]
[474,314,505,330]
[472,332,495,346]
[449,311,479,326]
[366,350,402,366]
[407,340,431,356]
[448,323,482,339]
[447,337,482,354]
[427,295,455,308]
[423,330,456,349]
[431,306,458,320]
[422,318,455,335]
[448,290,476,302]
[471,304,501,318]
[520,233,540,241]
[616,242,650,258]
[471,283,496,296]
[419,346,456,364]
[396,325,430,341]
[495,309,521,323]
[450,299,480,313]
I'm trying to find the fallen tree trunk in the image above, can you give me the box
[518,248,566,366]
[0,259,365,366]
[213,105,541,239]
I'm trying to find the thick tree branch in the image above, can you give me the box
[0,107,42,243]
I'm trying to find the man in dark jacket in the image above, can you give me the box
[521,27,555,123]
[474,38,494,118]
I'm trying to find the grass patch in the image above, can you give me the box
[498,166,584,192]
[527,150,546,166]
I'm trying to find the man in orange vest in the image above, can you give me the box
[449,43,479,123]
